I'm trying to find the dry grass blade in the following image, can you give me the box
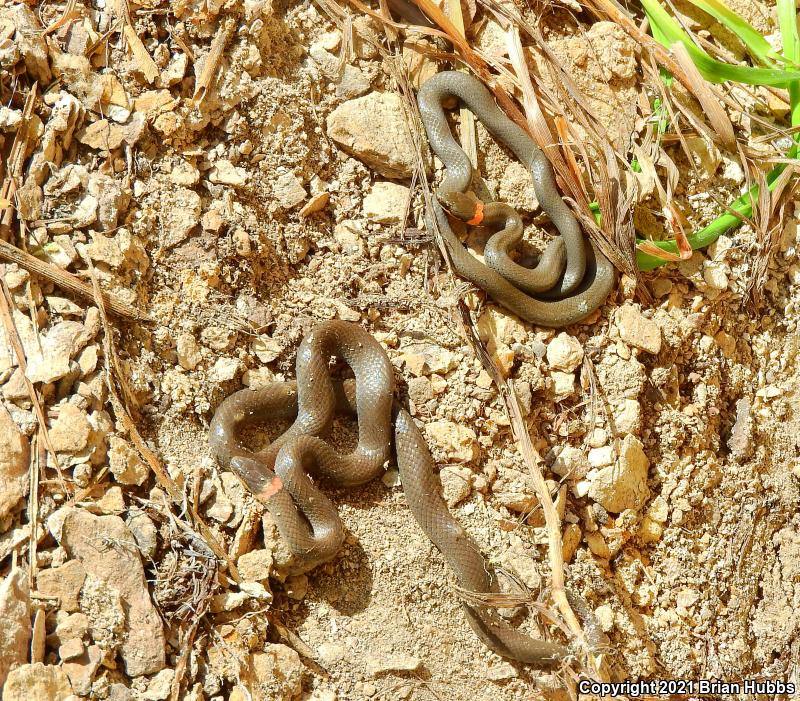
[0,238,147,320]
[122,24,159,84]
[506,27,557,154]
[456,305,609,681]
[0,272,68,490]
[192,16,235,104]
[746,165,797,302]
[27,435,41,591]
[1,83,37,235]
[554,117,591,206]
[41,0,79,36]
[664,202,694,259]
[671,42,736,151]
[446,0,479,172]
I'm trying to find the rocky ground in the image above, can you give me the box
[0,0,799,700]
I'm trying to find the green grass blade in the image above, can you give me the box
[777,0,800,133]
[630,0,800,270]
[635,162,788,270]
[685,0,784,67]
[642,0,800,85]
[777,0,799,63]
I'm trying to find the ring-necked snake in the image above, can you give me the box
[417,71,616,327]
[209,320,567,667]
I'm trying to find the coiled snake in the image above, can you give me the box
[418,71,616,327]
[209,320,567,667]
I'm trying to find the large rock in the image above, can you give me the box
[2,663,72,701]
[48,508,165,677]
[326,92,416,178]
[0,565,30,690]
[0,408,29,520]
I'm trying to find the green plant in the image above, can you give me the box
[634,0,800,271]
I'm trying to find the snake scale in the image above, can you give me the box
[210,320,567,667]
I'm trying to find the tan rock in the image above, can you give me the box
[11,6,52,84]
[2,663,72,701]
[25,321,84,384]
[638,516,663,543]
[246,644,304,701]
[62,643,101,695]
[485,661,518,681]
[424,421,479,463]
[108,437,149,486]
[333,221,366,256]
[176,333,202,371]
[587,446,615,468]
[366,653,423,677]
[273,172,306,209]
[237,549,274,582]
[499,545,541,589]
[439,466,472,507]
[492,468,537,513]
[92,485,125,515]
[36,560,86,613]
[49,404,91,454]
[476,306,527,346]
[0,409,29,519]
[49,508,165,676]
[210,357,240,383]
[615,304,662,354]
[562,523,582,562]
[54,612,89,645]
[142,668,175,700]
[549,445,589,480]
[587,435,650,513]
[546,333,584,372]
[551,370,576,399]
[160,187,201,247]
[170,160,200,186]
[209,159,247,187]
[326,92,416,179]
[399,345,459,376]
[613,398,641,435]
[362,182,410,224]
[0,565,30,689]
[58,637,85,662]
[585,531,611,559]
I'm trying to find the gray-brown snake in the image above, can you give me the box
[418,71,616,327]
[209,320,567,667]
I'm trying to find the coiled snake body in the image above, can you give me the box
[418,71,616,327]
[210,320,567,667]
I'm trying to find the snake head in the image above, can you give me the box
[437,190,484,224]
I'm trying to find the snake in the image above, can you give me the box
[417,71,616,327]
[209,320,567,667]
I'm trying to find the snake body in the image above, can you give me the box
[210,320,567,667]
[417,71,616,327]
